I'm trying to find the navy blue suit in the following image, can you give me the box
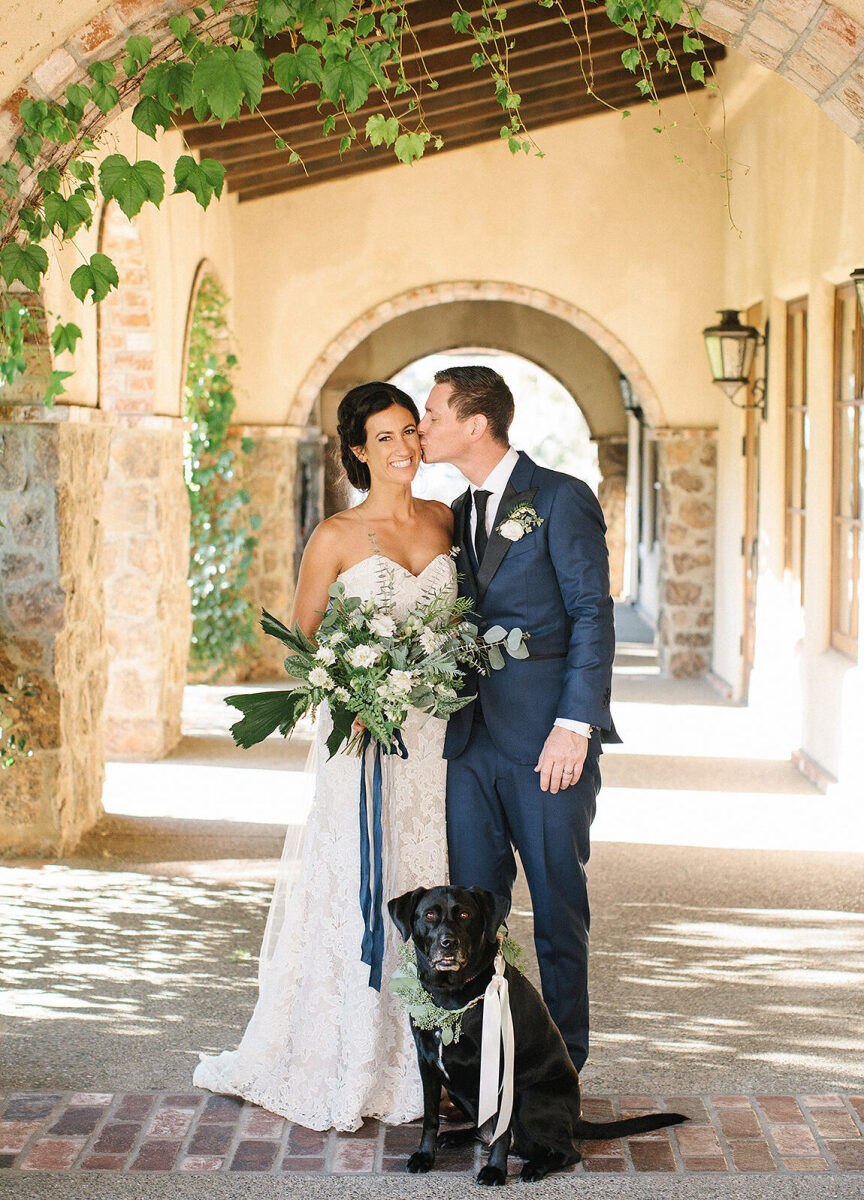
[444,451,619,1070]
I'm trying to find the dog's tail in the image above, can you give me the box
[573,1112,688,1141]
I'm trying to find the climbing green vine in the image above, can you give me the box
[184,274,261,679]
[0,0,719,398]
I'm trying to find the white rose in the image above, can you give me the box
[315,645,336,665]
[334,687,350,702]
[388,670,414,693]
[369,614,396,638]
[346,644,380,669]
[436,684,457,698]
[308,667,334,689]
[499,519,524,541]
[329,631,345,645]
[419,627,445,655]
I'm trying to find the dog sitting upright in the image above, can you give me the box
[388,884,686,1186]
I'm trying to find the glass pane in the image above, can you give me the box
[790,411,804,507]
[838,405,856,518]
[839,295,858,401]
[835,523,856,638]
[790,309,806,408]
[789,513,803,582]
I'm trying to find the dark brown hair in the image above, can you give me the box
[433,365,514,444]
[336,382,420,491]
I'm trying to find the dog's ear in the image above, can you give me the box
[388,888,427,942]
[467,887,511,944]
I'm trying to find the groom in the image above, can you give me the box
[418,365,619,1072]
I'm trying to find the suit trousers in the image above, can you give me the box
[445,713,600,1071]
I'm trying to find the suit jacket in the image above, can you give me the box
[444,450,621,764]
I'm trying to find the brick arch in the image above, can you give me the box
[290,280,664,428]
[97,201,155,413]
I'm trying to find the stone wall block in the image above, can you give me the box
[0,430,27,489]
[1,419,111,857]
[655,431,717,680]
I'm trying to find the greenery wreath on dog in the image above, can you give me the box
[390,929,525,1046]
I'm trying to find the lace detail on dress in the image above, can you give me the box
[193,553,455,1131]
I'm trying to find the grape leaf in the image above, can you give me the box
[173,155,225,209]
[50,321,83,355]
[99,154,164,219]
[0,241,49,290]
[70,252,119,304]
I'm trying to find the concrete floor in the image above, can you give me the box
[2,610,864,1196]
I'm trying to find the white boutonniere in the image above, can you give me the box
[497,503,544,542]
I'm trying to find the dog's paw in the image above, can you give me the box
[476,1164,507,1186]
[520,1160,550,1183]
[438,1127,477,1149]
[406,1151,434,1174]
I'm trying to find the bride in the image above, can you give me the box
[193,381,455,1131]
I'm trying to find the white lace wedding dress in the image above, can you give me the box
[193,552,454,1131]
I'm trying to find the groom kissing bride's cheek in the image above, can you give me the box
[418,365,619,1075]
[194,368,619,1157]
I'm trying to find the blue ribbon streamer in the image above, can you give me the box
[358,729,408,991]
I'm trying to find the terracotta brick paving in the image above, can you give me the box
[0,1093,861,1175]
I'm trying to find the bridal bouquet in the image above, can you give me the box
[226,570,527,758]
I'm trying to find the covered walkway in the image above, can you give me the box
[1,610,863,1196]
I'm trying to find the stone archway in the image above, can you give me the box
[294,285,636,600]
[290,281,663,430]
[97,202,190,761]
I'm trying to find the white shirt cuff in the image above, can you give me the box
[554,718,592,737]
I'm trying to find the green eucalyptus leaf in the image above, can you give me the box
[483,624,507,644]
[487,643,505,671]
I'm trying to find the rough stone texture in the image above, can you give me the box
[0,417,111,856]
[595,436,628,599]
[199,428,299,683]
[655,430,717,679]
[102,425,190,759]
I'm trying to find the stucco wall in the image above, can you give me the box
[714,57,864,779]
[229,89,727,431]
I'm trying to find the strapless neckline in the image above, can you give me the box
[338,552,451,583]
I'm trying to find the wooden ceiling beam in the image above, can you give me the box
[182,27,713,154]
[195,52,682,167]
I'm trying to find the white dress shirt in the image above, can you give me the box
[469,447,592,741]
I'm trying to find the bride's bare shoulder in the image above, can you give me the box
[303,511,359,564]
[418,498,454,533]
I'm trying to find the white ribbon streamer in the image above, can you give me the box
[476,944,515,1143]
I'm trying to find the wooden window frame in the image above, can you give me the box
[784,297,808,605]
[831,284,862,659]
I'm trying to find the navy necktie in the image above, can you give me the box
[473,489,491,564]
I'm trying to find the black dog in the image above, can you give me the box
[388,884,686,1185]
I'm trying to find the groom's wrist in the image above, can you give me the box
[554,717,592,738]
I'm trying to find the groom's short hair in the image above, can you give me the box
[434,366,514,445]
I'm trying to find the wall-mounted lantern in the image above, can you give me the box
[702,309,767,417]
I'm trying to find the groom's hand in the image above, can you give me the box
[534,727,588,793]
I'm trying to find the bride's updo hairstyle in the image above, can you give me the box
[337,382,421,492]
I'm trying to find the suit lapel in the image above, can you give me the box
[476,452,538,601]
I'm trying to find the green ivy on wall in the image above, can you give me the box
[183,273,261,678]
[0,675,38,769]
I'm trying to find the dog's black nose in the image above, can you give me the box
[439,933,456,949]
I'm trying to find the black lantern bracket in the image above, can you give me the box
[702,309,769,419]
